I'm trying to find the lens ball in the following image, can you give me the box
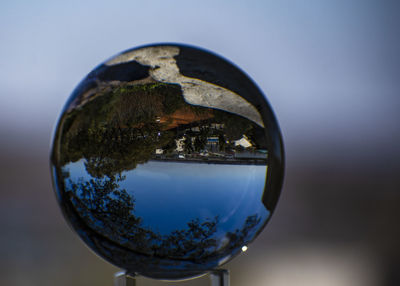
[50,44,284,280]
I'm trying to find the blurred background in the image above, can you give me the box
[1,0,399,285]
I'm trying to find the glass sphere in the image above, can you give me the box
[50,44,284,280]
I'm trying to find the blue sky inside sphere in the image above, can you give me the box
[65,159,269,236]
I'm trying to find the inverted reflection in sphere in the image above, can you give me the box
[50,44,284,280]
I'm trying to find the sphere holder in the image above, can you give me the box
[114,269,229,286]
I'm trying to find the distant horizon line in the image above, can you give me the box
[148,158,267,166]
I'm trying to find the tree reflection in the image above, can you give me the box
[59,83,181,177]
[64,174,261,262]
[58,82,267,178]
[65,174,141,244]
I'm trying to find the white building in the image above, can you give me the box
[234,136,252,148]
[175,138,185,152]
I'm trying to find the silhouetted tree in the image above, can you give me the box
[221,214,261,253]
[64,172,262,262]
[218,133,226,151]
[183,134,194,154]
[65,174,141,245]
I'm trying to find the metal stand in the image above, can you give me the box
[209,269,229,286]
[114,272,136,286]
[114,269,229,286]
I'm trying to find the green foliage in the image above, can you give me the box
[59,83,184,177]
[183,134,194,154]
[56,81,267,178]
[218,133,226,151]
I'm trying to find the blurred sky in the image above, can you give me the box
[1,0,399,156]
[1,1,399,286]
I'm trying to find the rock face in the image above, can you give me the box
[51,44,284,280]
[106,45,264,127]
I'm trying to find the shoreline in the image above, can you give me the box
[149,158,267,166]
